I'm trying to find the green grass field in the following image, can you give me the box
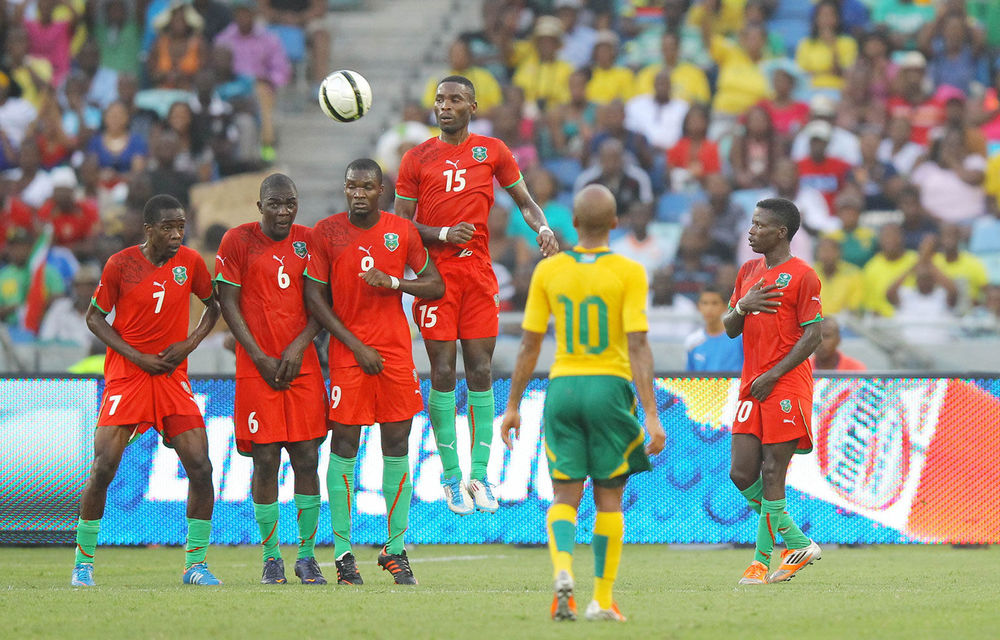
[2,544,998,639]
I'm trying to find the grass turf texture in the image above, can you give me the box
[2,545,998,639]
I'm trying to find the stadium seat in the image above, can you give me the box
[543,158,583,192]
[730,189,771,218]
[767,19,810,57]
[268,24,307,64]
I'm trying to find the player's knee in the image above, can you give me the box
[759,459,787,489]
[89,456,120,488]
[464,361,492,390]
[729,466,757,491]
[289,450,319,476]
[331,437,359,459]
[381,437,408,458]
[184,457,214,487]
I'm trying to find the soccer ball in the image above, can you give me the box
[318,70,373,122]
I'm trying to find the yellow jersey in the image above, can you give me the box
[522,247,649,380]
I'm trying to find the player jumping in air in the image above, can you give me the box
[215,174,330,585]
[72,195,221,587]
[395,75,559,515]
[724,197,824,585]
[500,185,665,621]
[305,159,444,585]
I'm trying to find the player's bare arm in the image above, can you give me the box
[359,256,445,300]
[393,197,476,245]
[627,331,666,455]
[303,278,384,374]
[275,316,322,386]
[724,280,783,338]
[217,281,289,390]
[85,304,172,375]
[749,321,823,401]
[500,329,545,450]
[159,293,221,371]
[507,180,558,257]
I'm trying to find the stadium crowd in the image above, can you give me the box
[2,0,1000,360]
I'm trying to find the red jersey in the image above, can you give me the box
[215,222,320,379]
[810,352,866,372]
[887,96,944,145]
[0,198,34,250]
[395,133,522,268]
[306,211,429,369]
[92,245,213,381]
[796,157,850,212]
[37,199,100,246]
[730,256,823,397]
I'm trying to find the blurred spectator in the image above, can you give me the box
[74,39,118,111]
[760,66,809,138]
[685,284,743,372]
[512,16,574,111]
[633,30,710,105]
[38,262,100,347]
[851,27,896,106]
[962,284,1000,335]
[666,103,720,191]
[85,101,148,186]
[625,69,688,153]
[115,73,158,142]
[910,128,986,224]
[729,104,779,190]
[11,140,53,209]
[810,316,866,371]
[5,26,53,110]
[969,198,1000,258]
[872,0,934,50]
[888,236,958,343]
[584,30,634,105]
[922,11,989,93]
[488,202,533,286]
[574,137,652,217]
[0,228,64,328]
[165,101,215,182]
[23,0,79,87]
[209,45,256,105]
[935,87,986,156]
[422,39,502,115]
[375,102,433,179]
[934,223,989,309]
[700,173,744,261]
[701,15,770,127]
[0,70,38,152]
[791,95,861,165]
[589,100,653,170]
[671,225,721,302]
[647,265,698,341]
[611,201,671,276]
[144,128,197,209]
[61,71,102,145]
[795,0,858,91]
[515,168,575,247]
[37,167,99,256]
[192,0,234,42]
[814,235,863,315]
[754,157,836,263]
[847,128,901,211]
[623,0,711,72]
[29,93,75,170]
[972,69,1000,145]
[463,3,521,83]
[0,176,33,246]
[862,222,918,317]
[554,0,597,69]
[825,190,877,267]
[95,0,143,76]
[897,183,939,251]
[189,68,261,177]
[886,51,942,145]
[877,116,923,176]
[260,0,332,88]
[546,68,597,160]
[491,102,538,170]
[148,0,207,90]
[215,0,291,160]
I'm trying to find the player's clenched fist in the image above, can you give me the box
[499,410,521,450]
[644,416,665,455]
[360,267,392,288]
[352,343,385,375]
[442,222,475,244]
[536,228,559,257]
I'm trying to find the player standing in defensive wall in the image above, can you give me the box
[500,185,666,621]
[725,197,824,585]
[395,74,560,516]
[305,158,444,586]
[215,174,330,586]
[71,195,221,587]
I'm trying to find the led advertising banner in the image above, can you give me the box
[1,377,998,545]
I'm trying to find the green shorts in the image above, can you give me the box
[543,375,652,486]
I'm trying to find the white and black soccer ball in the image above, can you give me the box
[318,70,373,122]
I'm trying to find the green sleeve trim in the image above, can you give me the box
[90,298,110,314]
[800,313,823,327]
[415,249,430,275]
[394,192,418,201]
[214,275,240,287]
[502,174,524,190]
[304,270,328,285]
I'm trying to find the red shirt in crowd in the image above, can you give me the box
[37,198,99,246]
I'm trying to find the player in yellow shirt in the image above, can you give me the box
[500,184,665,622]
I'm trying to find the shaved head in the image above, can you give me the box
[260,173,296,200]
[572,184,618,236]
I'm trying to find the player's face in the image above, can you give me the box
[344,169,383,217]
[258,186,298,240]
[434,82,477,133]
[747,208,785,254]
[146,208,186,259]
[697,292,726,323]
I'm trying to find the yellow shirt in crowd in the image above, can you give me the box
[585,66,636,105]
[422,66,504,114]
[795,36,858,90]
[709,35,770,115]
[633,61,711,104]
[862,251,919,317]
[815,260,864,315]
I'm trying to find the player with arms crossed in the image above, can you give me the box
[71,195,221,587]
[500,185,666,621]
[305,159,444,585]
[215,174,329,585]
[724,197,824,585]
[395,75,560,515]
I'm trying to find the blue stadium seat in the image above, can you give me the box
[656,192,702,223]
[768,18,810,56]
[731,189,771,217]
[543,158,583,192]
[268,24,307,64]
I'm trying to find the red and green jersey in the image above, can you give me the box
[92,245,212,381]
[395,133,522,268]
[729,256,823,397]
[215,222,320,379]
[306,211,429,368]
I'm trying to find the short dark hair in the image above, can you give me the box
[260,172,297,200]
[756,197,800,240]
[345,158,383,185]
[699,283,731,301]
[143,194,184,225]
[438,74,476,101]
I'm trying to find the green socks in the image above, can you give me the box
[74,518,100,564]
[741,478,810,550]
[429,389,460,481]
[327,453,356,558]
[467,388,495,481]
[185,518,212,568]
[382,456,412,555]
[739,477,764,513]
[294,493,320,560]
[756,499,785,565]
[253,502,280,561]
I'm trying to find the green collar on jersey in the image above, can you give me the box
[566,248,612,263]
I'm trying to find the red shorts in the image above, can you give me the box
[98,372,205,445]
[234,371,330,455]
[413,259,498,341]
[328,363,423,426]
[732,389,813,454]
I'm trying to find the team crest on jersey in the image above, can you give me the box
[172,266,188,285]
[775,272,792,288]
[293,241,307,258]
[780,399,792,413]
[472,146,488,162]
[494,294,500,308]
[384,233,399,252]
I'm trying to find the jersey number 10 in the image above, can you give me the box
[556,295,609,355]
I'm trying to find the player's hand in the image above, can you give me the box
[275,342,306,386]
[644,416,665,455]
[500,410,521,450]
[158,341,193,370]
[132,352,173,375]
[352,344,384,375]
[739,280,782,314]
[750,370,779,401]
[444,222,476,244]
[360,267,392,288]
[253,354,289,391]
[536,227,559,257]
